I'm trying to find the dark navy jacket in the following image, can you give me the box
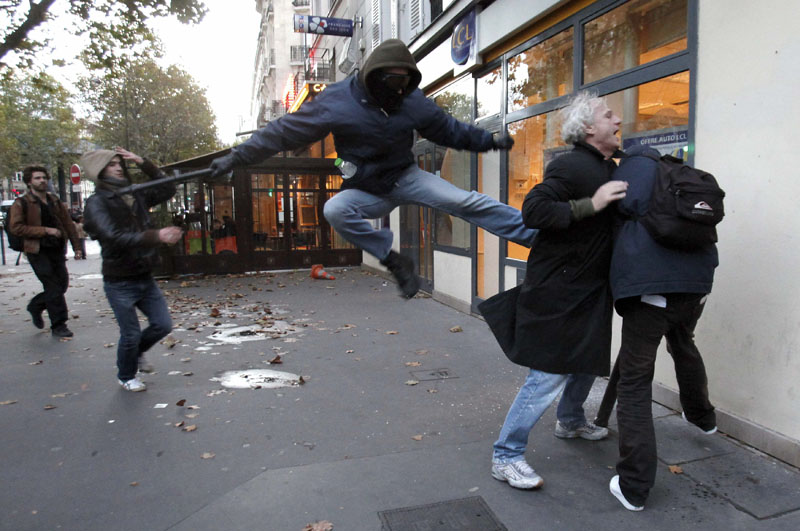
[610,146,718,301]
[230,76,494,195]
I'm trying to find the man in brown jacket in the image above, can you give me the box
[8,166,82,338]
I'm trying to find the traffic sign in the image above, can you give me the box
[70,164,81,185]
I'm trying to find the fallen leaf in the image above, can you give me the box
[405,380,419,386]
[176,399,186,407]
[129,481,139,487]
[182,372,194,377]
[43,404,57,410]
[182,424,197,432]
[669,465,683,475]
[180,357,192,363]
[29,360,43,365]
[449,326,463,333]
[0,400,18,406]
[427,389,438,394]
[186,405,200,410]
[302,521,334,531]
[386,330,399,335]
[298,376,307,385]
[268,354,282,364]
[103,343,114,348]
[405,361,421,367]
[411,435,423,441]
[345,349,354,354]
[209,308,221,318]
[51,393,70,398]
[415,349,428,355]
[174,421,185,428]
[201,452,215,459]
[185,413,199,419]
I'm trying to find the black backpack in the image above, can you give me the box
[4,199,26,252]
[640,153,725,250]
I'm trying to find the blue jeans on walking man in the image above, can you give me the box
[323,164,536,260]
[493,371,597,463]
[104,277,172,382]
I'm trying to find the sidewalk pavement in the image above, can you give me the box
[1,255,799,531]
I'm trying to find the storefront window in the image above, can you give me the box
[610,71,690,157]
[251,173,283,251]
[506,110,567,261]
[476,65,501,119]
[583,0,687,84]
[508,28,573,113]
[431,76,474,249]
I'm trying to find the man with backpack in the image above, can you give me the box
[607,145,721,511]
[8,166,83,338]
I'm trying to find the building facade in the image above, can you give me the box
[247,0,800,467]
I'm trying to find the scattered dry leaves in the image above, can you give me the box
[669,465,684,475]
[302,521,334,531]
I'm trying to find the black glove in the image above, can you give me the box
[492,132,515,151]
[210,153,236,178]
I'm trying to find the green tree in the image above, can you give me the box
[0,71,83,181]
[0,0,207,71]
[80,58,220,165]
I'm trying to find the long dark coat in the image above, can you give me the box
[480,142,618,376]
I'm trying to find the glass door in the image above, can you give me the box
[403,143,435,293]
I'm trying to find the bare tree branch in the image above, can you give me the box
[0,0,57,65]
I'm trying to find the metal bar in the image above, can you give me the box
[116,168,216,195]
[594,358,620,427]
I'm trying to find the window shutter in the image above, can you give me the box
[371,0,382,50]
[408,0,422,38]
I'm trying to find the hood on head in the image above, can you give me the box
[358,39,422,101]
[79,150,129,184]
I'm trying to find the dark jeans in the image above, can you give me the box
[104,277,172,381]
[27,250,69,329]
[615,294,716,506]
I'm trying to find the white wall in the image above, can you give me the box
[654,0,800,444]
[433,251,471,302]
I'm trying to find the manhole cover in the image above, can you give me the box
[379,496,506,530]
[410,368,457,381]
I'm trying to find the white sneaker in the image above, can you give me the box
[609,475,644,511]
[119,377,147,392]
[682,412,717,434]
[491,460,543,489]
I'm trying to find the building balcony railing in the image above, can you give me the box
[290,45,310,64]
[292,0,310,8]
[305,48,334,82]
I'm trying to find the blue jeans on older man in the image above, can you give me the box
[493,371,596,463]
[323,164,537,260]
[104,277,172,382]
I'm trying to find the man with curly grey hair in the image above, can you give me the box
[482,91,627,490]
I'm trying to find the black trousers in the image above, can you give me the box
[615,293,716,506]
[27,250,69,329]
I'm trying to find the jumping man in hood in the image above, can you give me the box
[210,39,536,298]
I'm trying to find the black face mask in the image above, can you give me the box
[367,72,411,112]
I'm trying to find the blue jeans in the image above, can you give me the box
[492,371,596,463]
[104,277,172,381]
[323,164,537,260]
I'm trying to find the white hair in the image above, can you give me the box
[560,91,605,144]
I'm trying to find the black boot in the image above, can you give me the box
[380,251,420,299]
[27,304,44,329]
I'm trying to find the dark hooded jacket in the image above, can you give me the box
[227,39,495,195]
[82,153,176,280]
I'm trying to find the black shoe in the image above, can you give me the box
[380,251,420,299]
[51,324,74,338]
[28,306,44,329]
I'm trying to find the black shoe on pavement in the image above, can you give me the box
[51,324,74,338]
[28,306,44,329]
[380,251,420,299]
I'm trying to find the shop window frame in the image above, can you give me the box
[498,0,698,276]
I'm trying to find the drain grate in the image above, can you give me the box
[379,496,506,530]
[410,368,457,381]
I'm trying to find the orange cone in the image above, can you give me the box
[310,264,335,280]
